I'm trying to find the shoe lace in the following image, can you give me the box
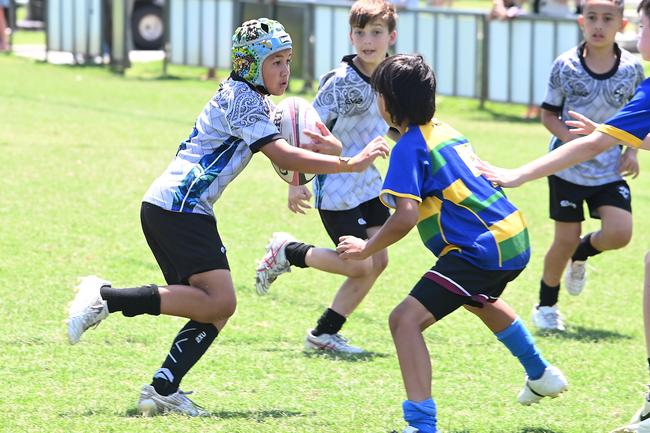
[570,262,586,279]
[81,302,106,330]
[332,333,351,346]
[177,390,205,410]
[542,309,562,327]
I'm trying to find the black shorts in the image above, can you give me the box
[318,197,390,245]
[140,202,230,285]
[548,175,632,222]
[410,254,524,321]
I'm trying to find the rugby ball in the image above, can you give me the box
[271,97,320,185]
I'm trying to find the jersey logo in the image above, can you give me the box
[453,143,481,177]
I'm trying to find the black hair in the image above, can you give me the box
[371,54,436,126]
[639,0,650,17]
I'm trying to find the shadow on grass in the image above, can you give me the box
[440,428,564,433]
[535,324,632,342]
[468,106,539,125]
[302,350,390,362]
[122,408,304,419]
[519,428,565,433]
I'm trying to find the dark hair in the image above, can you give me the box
[349,0,397,33]
[371,54,436,126]
[639,0,650,17]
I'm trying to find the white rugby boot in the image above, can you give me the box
[518,365,568,405]
[255,232,295,295]
[137,384,208,417]
[610,391,650,433]
[565,260,587,296]
[531,305,566,332]
[304,330,364,354]
[67,275,111,344]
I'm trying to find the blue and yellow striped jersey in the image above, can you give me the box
[597,78,650,149]
[380,120,530,270]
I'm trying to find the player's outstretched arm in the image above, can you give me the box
[337,196,418,260]
[477,131,619,187]
[261,137,388,174]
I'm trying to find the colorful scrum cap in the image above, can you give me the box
[231,18,292,90]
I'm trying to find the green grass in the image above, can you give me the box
[1,53,650,433]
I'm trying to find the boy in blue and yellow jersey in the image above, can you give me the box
[337,54,568,433]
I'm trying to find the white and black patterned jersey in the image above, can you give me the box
[542,42,644,186]
[143,73,281,216]
[312,55,389,210]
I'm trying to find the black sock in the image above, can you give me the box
[571,233,601,262]
[538,280,560,307]
[313,308,346,336]
[284,241,314,268]
[151,320,219,396]
[100,284,161,317]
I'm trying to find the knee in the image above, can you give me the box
[551,235,581,253]
[389,304,412,334]
[218,293,237,319]
[388,308,402,334]
[599,228,632,250]
[347,258,374,278]
[200,292,237,323]
[372,252,389,276]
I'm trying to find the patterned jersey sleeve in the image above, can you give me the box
[312,71,339,130]
[223,90,281,152]
[596,78,650,148]
[541,57,564,113]
[634,62,646,89]
[379,139,425,209]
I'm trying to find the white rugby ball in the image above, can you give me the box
[271,96,320,185]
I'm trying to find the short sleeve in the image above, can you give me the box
[223,91,281,152]
[379,140,425,209]
[312,72,339,130]
[597,79,650,148]
[541,58,564,112]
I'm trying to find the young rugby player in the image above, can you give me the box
[478,2,650,428]
[255,0,397,354]
[338,54,568,433]
[66,18,389,416]
[531,0,644,332]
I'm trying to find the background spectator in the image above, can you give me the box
[0,0,9,52]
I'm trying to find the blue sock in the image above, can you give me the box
[496,318,549,380]
[403,398,437,433]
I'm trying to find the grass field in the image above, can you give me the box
[2,52,650,433]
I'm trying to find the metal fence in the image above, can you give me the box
[45,0,103,60]
[167,0,234,69]
[42,0,583,105]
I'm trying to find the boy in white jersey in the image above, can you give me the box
[531,0,644,332]
[476,1,650,427]
[255,0,397,354]
[65,18,389,416]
